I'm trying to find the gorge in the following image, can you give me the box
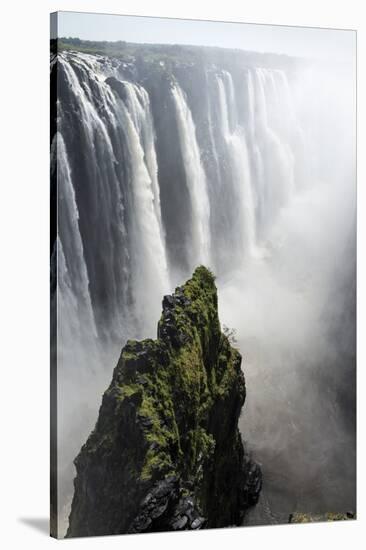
[51,38,356,536]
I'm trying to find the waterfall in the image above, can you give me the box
[114,81,170,330]
[170,82,211,269]
[56,132,98,348]
[55,52,303,343]
[124,84,165,239]
[58,53,129,339]
[250,68,295,223]
[53,49,306,398]
[246,69,266,235]
[215,71,257,258]
[57,52,169,338]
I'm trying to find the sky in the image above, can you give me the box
[55,11,355,65]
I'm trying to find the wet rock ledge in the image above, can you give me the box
[67,266,261,537]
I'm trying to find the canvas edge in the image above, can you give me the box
[50,10,59,540]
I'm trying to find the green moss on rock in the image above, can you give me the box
[289,512,356,524]
[67,266,261,537]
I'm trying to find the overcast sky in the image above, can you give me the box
[56,11,355,65]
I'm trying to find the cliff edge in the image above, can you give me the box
[67,266,261,537]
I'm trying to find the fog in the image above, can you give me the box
[218,61,356,522]
[219,186,355,521]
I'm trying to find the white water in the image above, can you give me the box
[115,81,170,331]
[59,54,129,337]
[171,82,211,269]
[247,68,296,232]
[56,132,98,345]
[59,53,169,337]
[215,71,257,258]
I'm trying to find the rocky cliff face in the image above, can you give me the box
[67,266,261,537]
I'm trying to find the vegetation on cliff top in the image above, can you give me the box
[52,37,300,71]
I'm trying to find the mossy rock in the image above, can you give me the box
[67,266,261,537]
[289,512,356,523]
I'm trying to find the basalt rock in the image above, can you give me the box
[67,266,261,537]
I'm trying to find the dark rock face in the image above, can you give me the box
[129,476,206,533]
[105,77,130,102]
[67,266,261,537]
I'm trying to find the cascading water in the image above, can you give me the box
[214,71,257,258]
[56,132,98,347]
[52,46,355,535]
[170,82,211,269]
[113,80,170,329]
[249,68,296,228]
[57,52,169,338]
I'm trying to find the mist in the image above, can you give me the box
[218,60,356,522]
